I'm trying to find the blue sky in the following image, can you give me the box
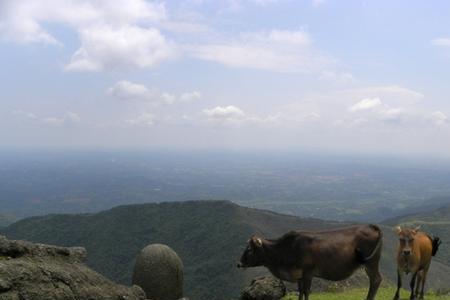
[1,0,450,156]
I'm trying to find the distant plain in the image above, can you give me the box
[1,150,450,223]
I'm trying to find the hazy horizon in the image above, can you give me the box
[1,0,450,156]
[1,149,450,223]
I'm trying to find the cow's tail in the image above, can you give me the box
[431,236,441,256]
[356,224,383,264]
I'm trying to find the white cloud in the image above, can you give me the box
[66,112,81,123]
[363,86,422,99]
[337,85,424,107]
[319,70,355,84]
[263,30,311,45]
[342,87,448,128]
[42,112,81,126]
[179,91,202,102]
[336,86,429,127]
[188,29,335,73]
[431,37,450,47]
[203,105,245,120]
[0,2,340,73]
[276,85,448,130]
[347,96,414,126]
[0,0,166,44]
[107,80,150,100]
[159,93,177,104]
[0,1,60,45]
[246,84,436,132]
[430,111,449,126]
[305,112,321,119]
[378,108,407,123]
[42,117,65,125]
[0,0,175,71]
[11,110,38,119]
[349,98,382,112]
[201,105,280,127]
[125,112,157,127]
[108,80,202,104]
[12,110,81,126]
[66,25,176,72]
[379,85,424,100]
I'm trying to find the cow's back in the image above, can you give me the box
[304,225,380,281]
[307,224,380,250]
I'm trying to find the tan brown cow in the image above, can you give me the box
[393,226,441,300]
[237,224,383,300]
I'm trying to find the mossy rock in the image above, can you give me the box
[241,276,286,300]
[132,244,184,300]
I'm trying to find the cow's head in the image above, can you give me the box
[237,236,265,269]
[395,226,420,257]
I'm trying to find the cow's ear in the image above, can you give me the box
[394,226,402,235]
[251,236,263,248]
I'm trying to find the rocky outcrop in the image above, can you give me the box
[240,276,286,300]
[0,235,147,300]
[132,244,184,300]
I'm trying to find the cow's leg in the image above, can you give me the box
[365,263,382,300]
[414,271,423,298]
[419,268,429,300]
[301,275,313,300]
[297,280,304,300]
[393,270,402,300]
[409,272,418,300]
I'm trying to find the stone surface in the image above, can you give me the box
[132,244,183,300]
[240,276,286,300]
[0,235,147,300]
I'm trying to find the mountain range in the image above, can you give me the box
[2,200,449,299]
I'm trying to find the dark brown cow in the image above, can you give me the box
[237,224,383,300]
[393,226,441,300]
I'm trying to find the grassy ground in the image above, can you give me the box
[282,287,450,300]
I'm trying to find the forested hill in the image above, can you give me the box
[2,200,450,299]
[3,200,344,299]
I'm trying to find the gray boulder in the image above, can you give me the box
[0,235,147,300]
[132,244,183,300]
[241,276,286,300]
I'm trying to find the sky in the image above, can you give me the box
[1,0,450,156]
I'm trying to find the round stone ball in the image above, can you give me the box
[132,244,183,300]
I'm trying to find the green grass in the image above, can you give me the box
[282,287,450,300]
